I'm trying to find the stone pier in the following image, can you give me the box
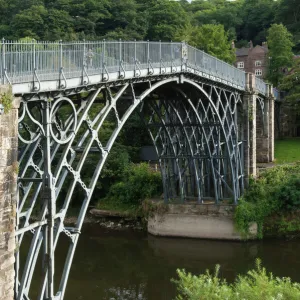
[148,203,257,240]
[243,74,275,184]
[256,84,275,163]
[0,86,19,300]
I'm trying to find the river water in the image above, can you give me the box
[30,225,300,299]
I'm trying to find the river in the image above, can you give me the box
[28,225,300,299]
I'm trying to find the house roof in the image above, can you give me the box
[236,44,268,57]
[236,47,250,56]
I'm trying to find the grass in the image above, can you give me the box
[275,138,300,164]
[96,200,139,215]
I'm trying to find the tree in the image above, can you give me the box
[190,0,243,41]
[43,9,76,40]
[10,5,48,39]
[237,0,277,45]
[146,0,189,41]
[279,58,300,109]
[267,24,294,86]
[276,0,300,52]
[176,24,235,64]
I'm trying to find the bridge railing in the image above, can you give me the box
[255,76,267,96]
[1,39,268,95]
[186,44,246,89]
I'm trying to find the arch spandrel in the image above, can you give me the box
[16,76,245,300]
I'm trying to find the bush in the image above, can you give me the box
[173,259,300,300]
[97,163,162,209]
[276,176,300,210]
[235,164,300,238]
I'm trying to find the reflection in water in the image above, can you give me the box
[25,225,300,300]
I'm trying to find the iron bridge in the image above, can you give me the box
[0,40,273,300]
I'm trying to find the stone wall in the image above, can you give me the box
[0,86,19,300]
[148,203,257,240]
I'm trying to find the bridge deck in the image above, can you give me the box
[0,40,268,96]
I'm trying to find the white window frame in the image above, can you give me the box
[255,60,262,67]
[255,69,262,76]
[237,61,244,69]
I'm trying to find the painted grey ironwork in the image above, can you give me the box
[11,39,272,300]
[16,79,245,300]
[0,39,269,95]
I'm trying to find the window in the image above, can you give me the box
[255,69,262,76]
[237,61,244,69]
[255,60,262,67]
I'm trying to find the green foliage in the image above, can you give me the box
[98,163,162,209]
[0,89,13,114]
[276,176,300,210]
[279,58,300,107]
[235,164,300,238]
[267,24,294,86]
[173,259,300,300]
[147,0,189,41]
[276,0,300,52]
[278,216,300,234]
[175,24,235,63]
[238,0,277,45]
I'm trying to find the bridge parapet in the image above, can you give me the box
[0,39,267,96]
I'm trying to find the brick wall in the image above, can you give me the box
[0,86,19,300]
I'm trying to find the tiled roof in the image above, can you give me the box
[236,44,268,57]
[236,47,250,56]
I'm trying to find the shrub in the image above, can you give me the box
[234,164,300,238]
[98,163,162,209]
[173,259,300,300]
[276,176,300,210]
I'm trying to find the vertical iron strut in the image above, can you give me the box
[16,76,245,299]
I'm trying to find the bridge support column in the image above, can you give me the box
[243,74,257,184]
[256,99,270,163]
[268,86,275,162]
[256,84,275,163]
[0,86,19,300]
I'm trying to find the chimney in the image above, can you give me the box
[231,41,235,49]
[262,41,268,50]
[249,40,253,49]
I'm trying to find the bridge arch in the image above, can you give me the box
[16,76,245,299]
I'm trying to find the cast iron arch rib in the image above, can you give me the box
[16,76,245,300]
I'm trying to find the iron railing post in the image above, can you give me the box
[159,40,162,73]
[134,39,136,76]
[102,39,105,81]
[194,46,197,70]
[82,39,86,83]
[32,39,36,90]
[181,41,187,72]
[59,40,63,88]
[33,39,36,76]
[2,38,5,84]
[119,38,122,78]
[171,40,173,72]
[147,40,150,74]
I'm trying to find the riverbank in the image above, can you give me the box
[59,202,300,240]
[55,208,145,231]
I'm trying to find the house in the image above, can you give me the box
[234,41,269,78]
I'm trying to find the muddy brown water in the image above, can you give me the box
[26,224,300,299]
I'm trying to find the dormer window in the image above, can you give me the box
[255,60,262,67]
[237,62,244,69]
